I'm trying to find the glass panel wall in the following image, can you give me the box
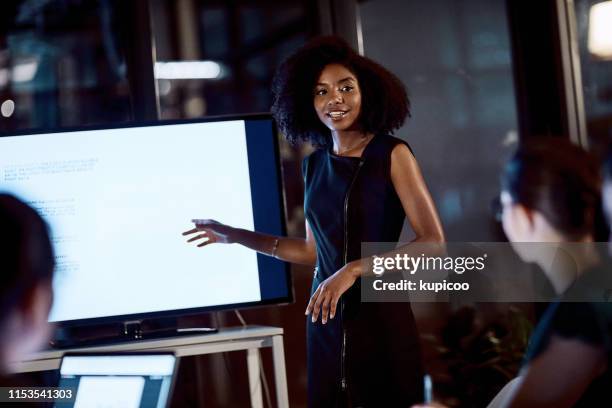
[150,0,317,120]
[359,0,518,242]
[0,0,132,132]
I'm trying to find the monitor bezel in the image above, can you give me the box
[0,113,294,328]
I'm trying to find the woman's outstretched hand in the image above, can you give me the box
[182,219,236,247]
[305,261,360,324]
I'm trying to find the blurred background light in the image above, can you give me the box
[0,69,8,88]
[154,60,222,79]
[1,99,15,117]
[12,59,39,82]
[588,1,612,59]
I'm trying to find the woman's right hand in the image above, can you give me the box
[182,219,237,247]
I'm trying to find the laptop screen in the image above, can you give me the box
[55,354,177,408]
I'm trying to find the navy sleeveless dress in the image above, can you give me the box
[303,134,424,407]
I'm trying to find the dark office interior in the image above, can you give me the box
[1,0,611,407]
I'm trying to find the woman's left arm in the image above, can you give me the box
[390,143,444,243]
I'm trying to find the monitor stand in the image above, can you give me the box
[50,319,218,349]
[123,320,218,340]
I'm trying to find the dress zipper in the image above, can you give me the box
[341,159,364,392]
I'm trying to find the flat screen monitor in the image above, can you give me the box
[56,353,177,408]
[0,115,291,326]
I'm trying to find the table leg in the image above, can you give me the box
[271,335,289,408]
[247,348,264,408]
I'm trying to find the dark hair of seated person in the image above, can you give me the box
[501,138,602,240]
[0,194,54,374]
[271,35,410,147]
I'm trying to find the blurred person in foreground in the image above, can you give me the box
[415,139,612,408]
[0,193,54,381]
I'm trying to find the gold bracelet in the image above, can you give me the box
[271,238,280,258]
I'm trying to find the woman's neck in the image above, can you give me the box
[331,130,374,156]
[537,237,599,295]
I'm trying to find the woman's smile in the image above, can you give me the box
[326,108,350,121]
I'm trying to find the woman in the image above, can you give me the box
[0,193,55,379]
[415,139,611,408]
[184,36,444,407]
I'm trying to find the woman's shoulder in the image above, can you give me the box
[527,299,612,362]
[302,147,326,165]
[369,134,415,158]
[301,147,326,181]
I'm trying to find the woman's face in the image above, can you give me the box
[313,64,362,132]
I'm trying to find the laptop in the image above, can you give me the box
[54,353,178,408]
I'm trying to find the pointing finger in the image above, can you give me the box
[187,233,207,243]
[197,240,214,248]
[192,219,216,226]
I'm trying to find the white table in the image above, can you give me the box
[12,325,289,408]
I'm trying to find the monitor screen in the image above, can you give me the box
[56,354,177,408]
[0,115,291,325]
